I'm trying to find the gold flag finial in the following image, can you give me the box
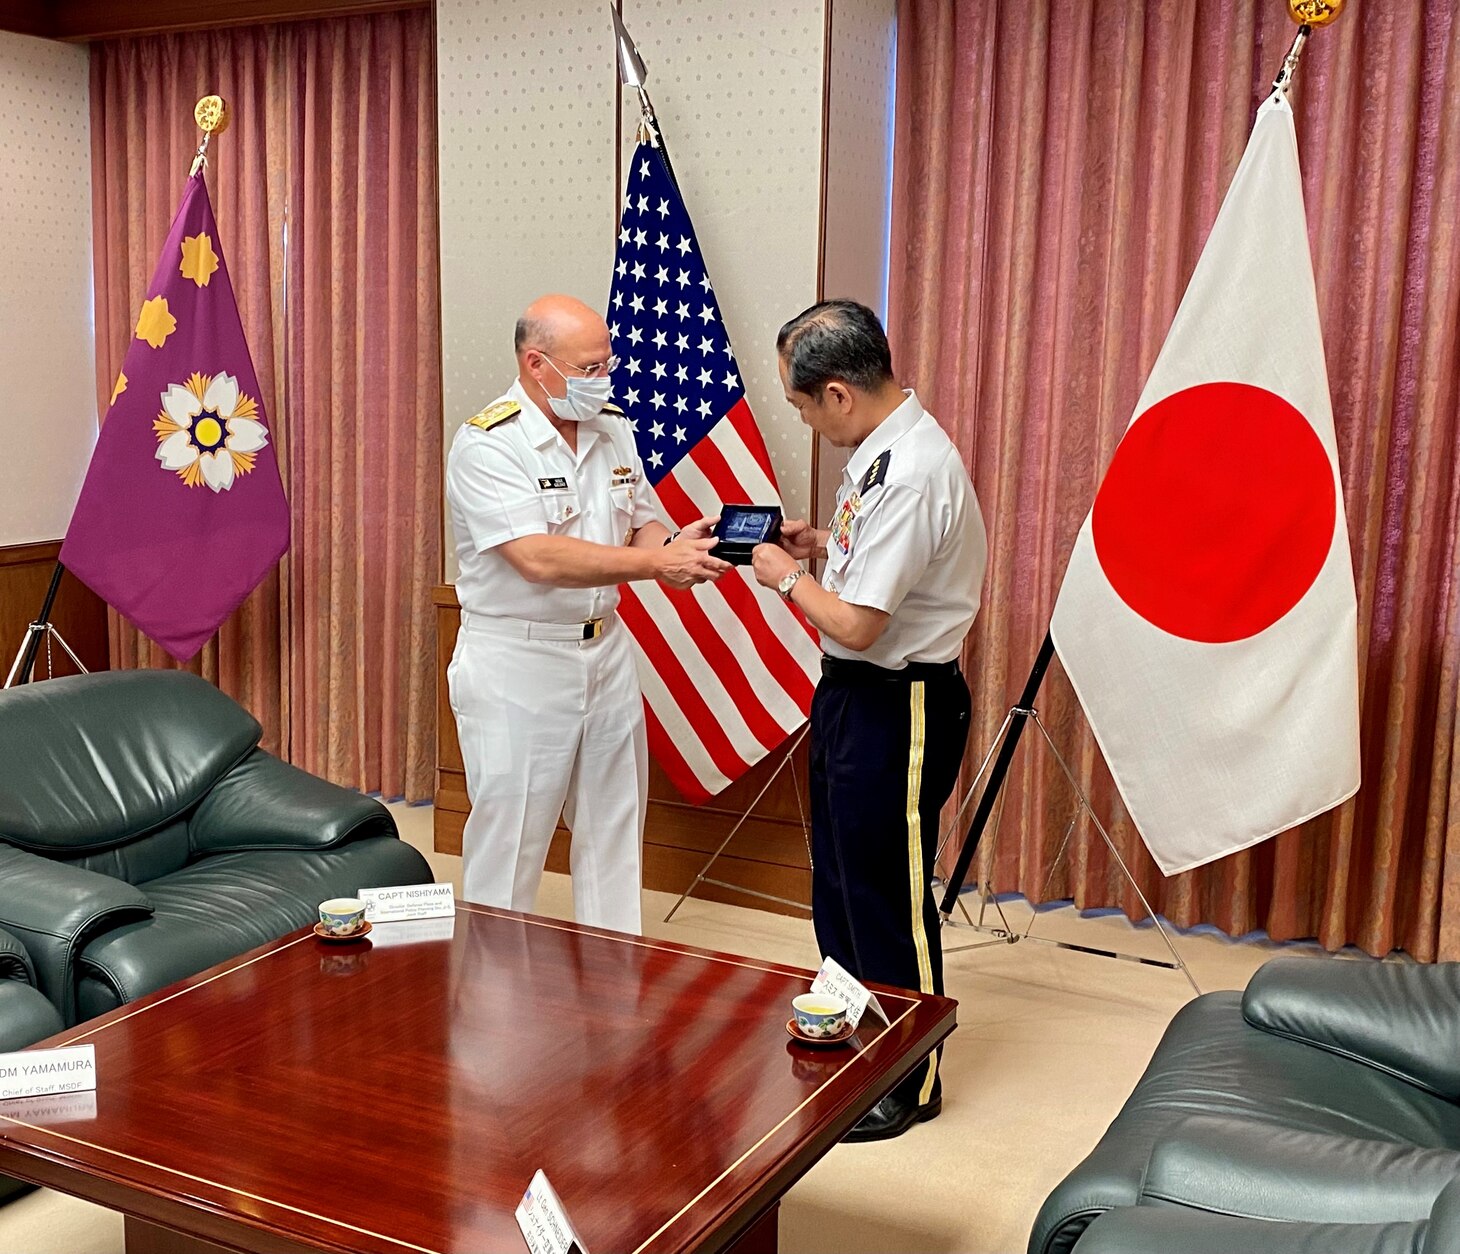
[189,96,228,176]
[194,95,230,135]
[1273,0,1344,95]
[1288,0,1345,27]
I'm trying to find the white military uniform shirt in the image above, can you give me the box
[822,390,987,669]
[445,379,661,622]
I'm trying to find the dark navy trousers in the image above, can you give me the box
[809,655,971,1106]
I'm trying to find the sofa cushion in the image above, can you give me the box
[0,979,64,1052]
[1029,991,1460,1254]
[0,671,261,854]
[57,820,192,887]
[75,836,432,1019]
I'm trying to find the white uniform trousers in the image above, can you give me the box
[447,613,647,934]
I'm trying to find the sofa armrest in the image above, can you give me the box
[188,749,397,856]
[1073,1207,1425,1254]
[1243,957,1460,1100]
[0,925,36,985]
[0,846,152,1024]
[1138,1115,1458,1225]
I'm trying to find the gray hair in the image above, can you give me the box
[514,315,551,354]
[776,299,895,396]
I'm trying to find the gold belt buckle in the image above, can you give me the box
[582,617,604,640]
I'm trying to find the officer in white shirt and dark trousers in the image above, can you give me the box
[445,294,727,934]
[754,299,988,1141]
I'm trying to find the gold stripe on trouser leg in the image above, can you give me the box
[906,681,938,1105]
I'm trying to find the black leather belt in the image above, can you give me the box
[820,655,961,683]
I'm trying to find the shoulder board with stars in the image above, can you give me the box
[465,400,521,432]
[859,449,891,494]
[601,402,625,416]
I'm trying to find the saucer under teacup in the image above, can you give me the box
[313,920,372,943]
[785,1018,855,1047]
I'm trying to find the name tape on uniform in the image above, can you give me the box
[516,1170,587,1254]
[358,883,455,923]
[0,1045,96,1102]
[811,957,889,1029]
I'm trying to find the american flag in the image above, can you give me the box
[609,140,821,802]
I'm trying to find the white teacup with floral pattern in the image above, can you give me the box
[318,897,367,937]
[792,993,848,1038]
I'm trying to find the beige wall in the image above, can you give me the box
[0,33,96,545]
[436,0,838,576]
[817,0,897,525]
[618,0,826,522]
[435,0,619,422]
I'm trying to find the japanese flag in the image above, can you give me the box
[1050,92,1360,876]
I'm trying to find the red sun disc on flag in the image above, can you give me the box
[1091,381,1336,644]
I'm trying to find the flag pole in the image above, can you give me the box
[1272,0,1344,95]
[609,5,686,190]
[933,0,1345,965]
[606,6,814,917]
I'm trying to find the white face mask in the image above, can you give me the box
[540,357,613,423]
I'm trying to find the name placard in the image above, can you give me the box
[0,1045,96,1102]
[358,883,455,923]
[811,956,889,1029]
[515,1169,587,1254]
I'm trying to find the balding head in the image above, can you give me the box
[515,294,607,358]
[514,294,614,425]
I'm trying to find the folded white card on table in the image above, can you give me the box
[358,882,455,923]
[0,1045,96,1102]
[516,1169,587,1254]
[811,956,889,1029]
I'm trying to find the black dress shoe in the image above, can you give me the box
[843,1090,942,1142]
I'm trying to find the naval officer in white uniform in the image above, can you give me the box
[446,294,728,933]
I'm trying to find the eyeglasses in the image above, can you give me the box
[535,349,620,380]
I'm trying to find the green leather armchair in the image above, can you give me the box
[0,670,432,1027]
[0,924,64,1205]
[1074,1174,1460,1254]
[1031,958,1460,1253]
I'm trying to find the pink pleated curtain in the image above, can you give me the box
[891,0,1460,959]
[89,10,441,802]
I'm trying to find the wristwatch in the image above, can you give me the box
[777,569,806,601]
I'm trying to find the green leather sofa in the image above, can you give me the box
[1031,958,1460,1253]
[1074,1173,1460,1254]
[0,924,65,1203]
[0,670,432,1028]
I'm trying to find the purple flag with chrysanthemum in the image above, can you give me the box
[62,173,288,661]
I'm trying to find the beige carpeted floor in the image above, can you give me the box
[0,802,1344,1254]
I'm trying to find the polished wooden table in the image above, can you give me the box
[0,904,955,1254]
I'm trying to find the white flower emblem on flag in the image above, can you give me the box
[152,371,269,493]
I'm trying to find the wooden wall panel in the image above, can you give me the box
[0,1,53,36]
[0,0,425,41]
[0,542,109,683]
[433,585,812,918]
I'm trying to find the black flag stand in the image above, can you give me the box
[931,633,1201,995]
[4,561,89,688]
